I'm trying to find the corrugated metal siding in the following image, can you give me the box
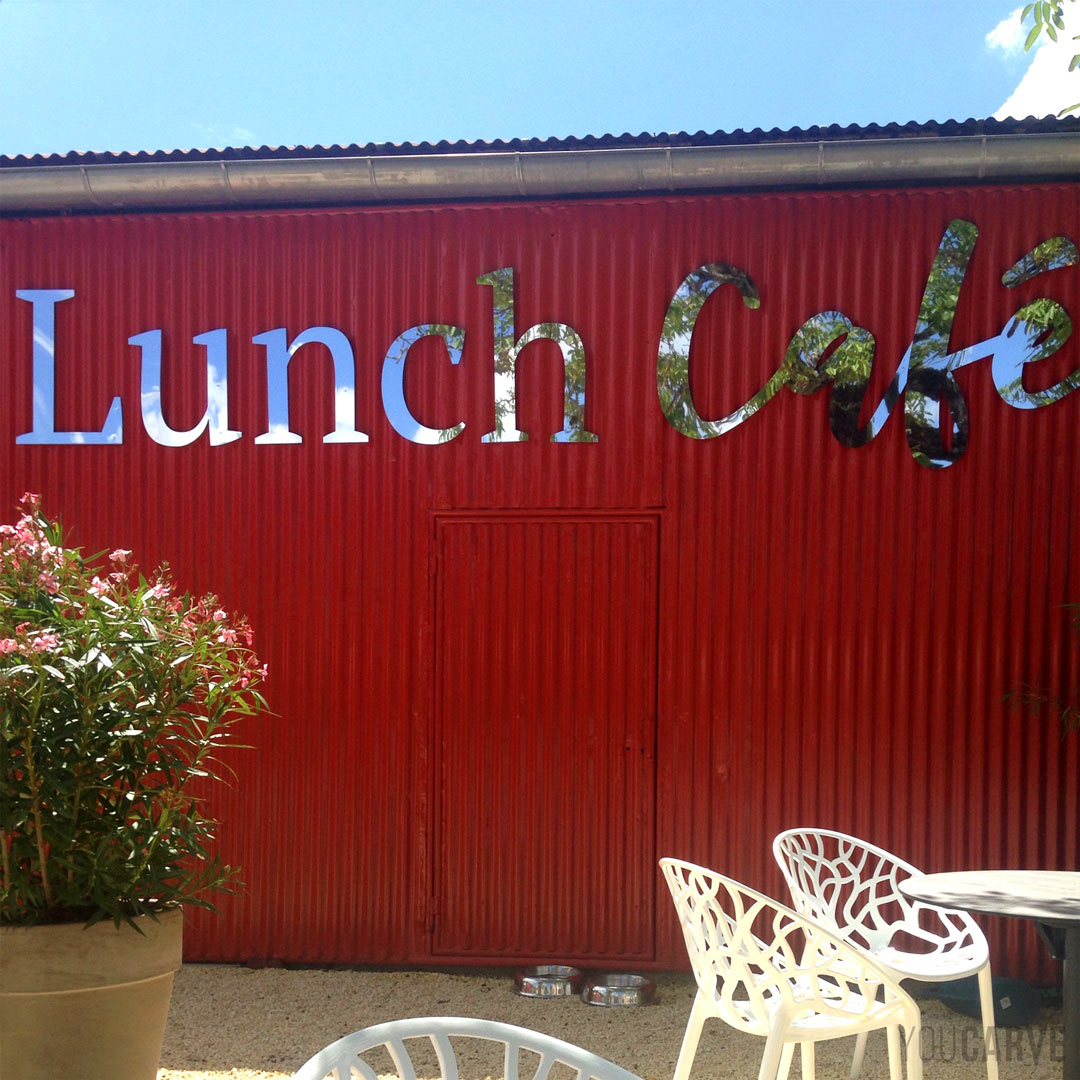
[1,183,1077,979]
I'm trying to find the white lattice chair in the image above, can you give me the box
[773,828,997,1080]
[292,1015,643,1080]
[660,858,922,1080]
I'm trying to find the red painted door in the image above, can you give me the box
[432,513,659,961]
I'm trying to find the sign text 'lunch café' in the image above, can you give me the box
[10,220,1079,470]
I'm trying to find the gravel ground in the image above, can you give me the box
[157,965,1066,1080]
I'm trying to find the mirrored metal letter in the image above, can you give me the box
[478,268,598,443]
[132,328,242,446]
[253,326,368,445]
[1001,236,1079,287]
[15,289,123,445]
[991,301,1077,409]
[657,262,786,438]
[781,311,879,448]
[381,324,466,444]
[901,219,979,469]
[995,236,1079,408]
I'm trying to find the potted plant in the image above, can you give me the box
[0,493,267,1080]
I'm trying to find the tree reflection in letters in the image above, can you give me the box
[478,268,597,444]
[900,219,978,468]
[994,236,1080,409]
[783,312,877,445]
[657,221,1078,468]
[1002,235,1079,286]
[781,220,980,467]
[656,263,781,439]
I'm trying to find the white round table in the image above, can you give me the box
[900,871,1080,1079]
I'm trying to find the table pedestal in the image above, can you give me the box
[1066,927,1080,1080]
[1037,923,1080,1080]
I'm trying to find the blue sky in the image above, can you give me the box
[0,0,1076,157]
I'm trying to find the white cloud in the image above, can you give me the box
[993,5,1080,118]
[986,7,1027,53]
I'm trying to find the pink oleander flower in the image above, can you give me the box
[37,570,59,594]
[19,492,41,508]
[143,581,170,601]
[30,632,60,653]
[217,627,238,645]
[213,609,227,622]
[109,548,132,564]
[89,576,110,597]
[0,638,18,654]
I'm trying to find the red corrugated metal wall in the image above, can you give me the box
[1,183,1077,980]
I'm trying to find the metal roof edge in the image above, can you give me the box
[2,132,1077,215]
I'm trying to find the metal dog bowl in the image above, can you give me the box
[513,965,584,998]
[580,973,657,1006]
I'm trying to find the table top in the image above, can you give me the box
[900,870,1080,927]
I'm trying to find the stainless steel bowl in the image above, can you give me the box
[580,973,657,1006]
[513,965,584,998]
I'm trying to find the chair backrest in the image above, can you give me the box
[772,828,986,959]
[292,1015,644,1080]
[659,857,913,1038]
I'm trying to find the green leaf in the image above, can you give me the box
[1022,3,1035,18]
[1026,23,1043,50]
[1047,23,1059,40]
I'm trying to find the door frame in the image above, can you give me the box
[423,509,663,963]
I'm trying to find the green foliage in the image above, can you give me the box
[1006,604,1080,736]
[1021,1,1080,115]
[0,494,267,927]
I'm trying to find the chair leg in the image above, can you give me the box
[976,965,999,1080]
[800,1041,815,1080]
[905,1021,923,1080]
[886,1025,902,1080]
[672,991,710,1080]
[850,1030,869,1078]
[758,1027,789,1080]
[777,1042,795,1080]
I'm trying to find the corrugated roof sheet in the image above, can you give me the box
[4,115,1077,168]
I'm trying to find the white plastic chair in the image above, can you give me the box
[292,1015,644,1080]
[773,828,997,1080]
[660,857,921,1080]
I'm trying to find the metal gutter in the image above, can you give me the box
[2,133,1077,214]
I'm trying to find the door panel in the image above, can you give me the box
[433,513,659,960]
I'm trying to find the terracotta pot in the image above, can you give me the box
[0,906,183,1080]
